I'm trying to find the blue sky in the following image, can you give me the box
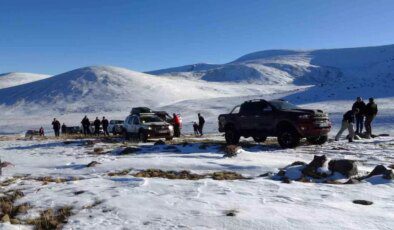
[1,0,394,74]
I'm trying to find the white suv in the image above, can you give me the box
[123,113,174,142]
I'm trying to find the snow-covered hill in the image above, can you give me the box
[0,72,50,89]
[0,65,282,114]
[149,44,394,87]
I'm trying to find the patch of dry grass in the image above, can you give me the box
[26,206,73,230]
[133,169,205,180]
[107,169,132,176]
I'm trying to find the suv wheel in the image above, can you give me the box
[277,128,300,148]
[225,128,240,145]
[307,135,328,145]
[139,130,148,143]
[253,136,267,143]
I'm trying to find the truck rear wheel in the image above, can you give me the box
[277,128,300,148]
[253,136,267,143]
[307,135,328,145]
[225,128,240,145]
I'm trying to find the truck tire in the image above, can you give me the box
[225,128,240,145]
[307,135,328,145]
[253,136,267,143]
[277,128,300,148]
[165,136,173,141]
[124,131,131,141]
[139,130,148,143]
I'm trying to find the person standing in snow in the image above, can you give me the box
[61,123,67,135]
[93,117,101,136]
[193,122,200,136]
[39,127,45,136]
[335,108,359,142]
[52,118,61,137]
[364,97,378,138]
[198,113,205,136]
[173,113,181,137]
[102,116,109,136]
[81,116,91,136]
[352,97,366,134]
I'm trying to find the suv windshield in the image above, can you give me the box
[140,116,163,123]
[114,120,123,124]
[269,100,300,110]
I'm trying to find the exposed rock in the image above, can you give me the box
[388,164,394,170]
[353,200,373,205]
[301,155,328,179]
[1,214,10,223]
[297,176,312,183]
[74,191,85,195]
[154,140,166,145]
[119,147,140,155]
[289,161,307,167]
[134,169,204,180]
[223,145,241,157]
[328,159,358,177]
[86,161,101,167]
[362,165,393,180]
[93,147,104,154]
[225,210,238,217]
[344,178,361,184]
[281,177,292,184]
[10,218,20,224]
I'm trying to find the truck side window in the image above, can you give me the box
[133,117,140,125]
[241,102,261,115]
[262,103,272,112]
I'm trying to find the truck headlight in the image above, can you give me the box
[168,125,174,131]
[148,126,152,130]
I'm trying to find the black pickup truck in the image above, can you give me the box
[218,99,331,148]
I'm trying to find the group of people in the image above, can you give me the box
[193,113,205,136]
[335,97,378,142]
[48,112,203,138]
[81,116,109,136]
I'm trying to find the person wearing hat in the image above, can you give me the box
[335,108,359,142]
[364,97,378,138]
[352,96,366,134]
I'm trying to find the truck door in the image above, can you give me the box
[258,102,275,134]
[238,102,261,131]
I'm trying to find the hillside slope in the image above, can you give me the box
[0,72,50,89]
[149,44,394,88]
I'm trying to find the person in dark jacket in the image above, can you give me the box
[352,97,366,134]
[61,123,67,135]
[102,116,109,136]
[39,127,45,136]
[93,117,101,136]
[198,113,205,136]
[52,118,61,137]
[81,116,91,136]
[193,122,200,136]
[335,108,359,142]
[364,97,378,138]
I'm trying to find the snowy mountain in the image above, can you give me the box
[149,44,394,86]
[0,72,50,89]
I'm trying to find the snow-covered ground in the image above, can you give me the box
[0,44,394,229]
[0,135,393,229]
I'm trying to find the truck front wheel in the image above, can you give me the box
[277,128,300,148]
[225,128,240,145]
[139,130,148,143]
[307,135,328,145]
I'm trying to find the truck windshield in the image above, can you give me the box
[141,116,163,123]
[270,100,300,110]
[114,120,123,124]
